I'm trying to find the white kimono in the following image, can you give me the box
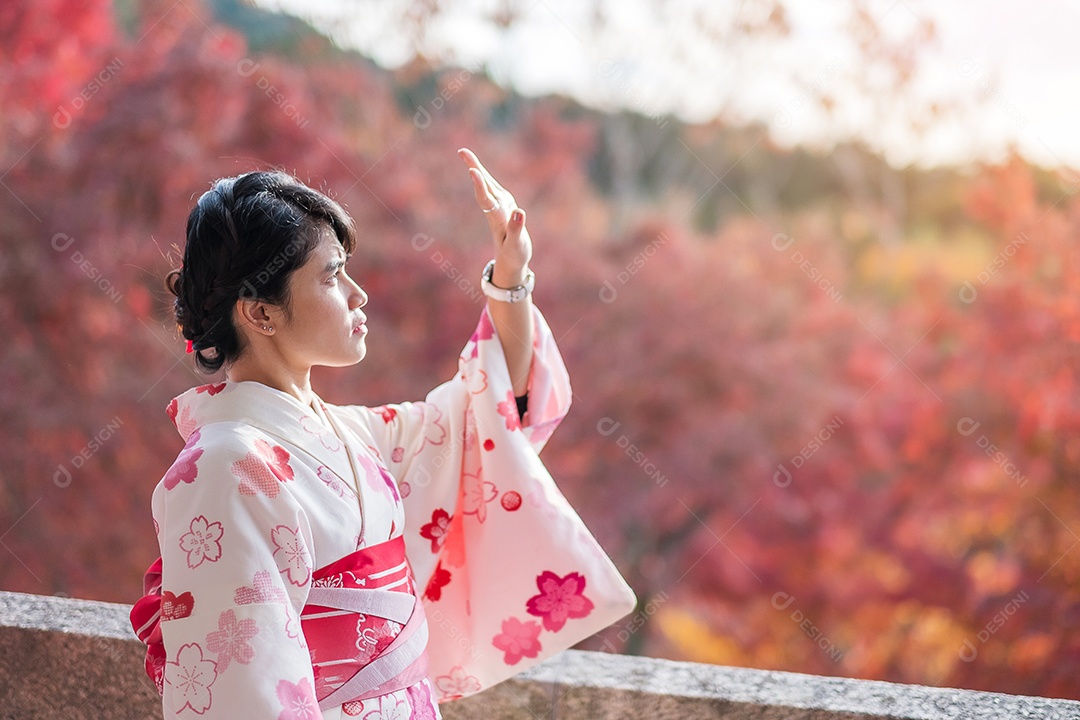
[135,304,637,719]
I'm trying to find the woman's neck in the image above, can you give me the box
[226,360,314,408]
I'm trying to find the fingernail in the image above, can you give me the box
[513,210,524,222]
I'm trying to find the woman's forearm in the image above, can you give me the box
[487,263,534,396]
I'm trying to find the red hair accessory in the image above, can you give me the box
[186,339,194,354]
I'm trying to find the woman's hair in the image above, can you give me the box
[165,170,356,373]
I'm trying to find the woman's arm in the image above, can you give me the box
[458,148,534,396]
[487,263,534,396]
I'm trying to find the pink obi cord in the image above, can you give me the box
[130,534,431,710]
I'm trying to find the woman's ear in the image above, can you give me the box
[234,297,276,335]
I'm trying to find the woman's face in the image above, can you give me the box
[272,226,369,368]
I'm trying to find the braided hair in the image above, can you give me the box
[165,170,356,373]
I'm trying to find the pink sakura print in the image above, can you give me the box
[357,453,389,496]
[525,571,595,632]
[391,446,404,463]
[316,465,353,499]
[233,571,302,641]
[434,666,481,701]
[463,410,478,452]
[271,524,311,587]
[276,676,320,720]
[205,609,259,673]
[466,309,496,359]
[404,679,438,719]
[423,561,451,602]
[496,390,522,431]
[233,439,294,497]
[300,415,342,453]
[165,642,217,714]
[416,404,447,453]
[492,617,542,665]
[378,465,400,503]
[458,355,489,395]
[462,470,498,524]
[179,516,224,569]
[170,402,199,440]
[163,429,203,490]
[361,695,409,720]
[418,508,451,553]
[234,570,288,605]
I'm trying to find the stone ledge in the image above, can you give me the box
[2,589,1079,719]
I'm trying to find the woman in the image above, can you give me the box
[130,148,637,719]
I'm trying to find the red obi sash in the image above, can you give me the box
[130,534,430,710]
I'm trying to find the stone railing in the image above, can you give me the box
[2,589,1079,719]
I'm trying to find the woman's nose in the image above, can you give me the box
[352,284,368,309]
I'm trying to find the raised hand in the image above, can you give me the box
[458,147,532,287]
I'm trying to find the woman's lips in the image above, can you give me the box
[353,323,367,335]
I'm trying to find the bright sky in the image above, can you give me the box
[254,0,1080,171]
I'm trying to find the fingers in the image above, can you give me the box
[468,168,497,210]
[458,147,508,195]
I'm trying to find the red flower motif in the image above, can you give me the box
[195,382,227,395]
[161,590,194,621]
[255,438,294,482]
[492,617,542,665]
[496,390,522,431]
[371,405,397,424]
[232,439,293,498]
[525,571,595,632]
[419,509,452,553]
[424,562,451,602]
[164,430,203,490]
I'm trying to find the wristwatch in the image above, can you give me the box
[481,259,535,303]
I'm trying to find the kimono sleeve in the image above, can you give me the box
[151,427,323,720]
[335,303,637,703]
[355,303,570,474]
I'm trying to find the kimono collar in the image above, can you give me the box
[166,380,359,491]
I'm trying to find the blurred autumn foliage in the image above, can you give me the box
[3,0,1080,702]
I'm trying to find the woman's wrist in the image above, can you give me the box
[490,261,529,289]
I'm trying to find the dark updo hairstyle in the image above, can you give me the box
[165,170,356,373]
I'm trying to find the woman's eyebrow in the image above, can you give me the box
[323,256,346,274]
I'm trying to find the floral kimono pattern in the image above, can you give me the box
[133,304,637,719]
